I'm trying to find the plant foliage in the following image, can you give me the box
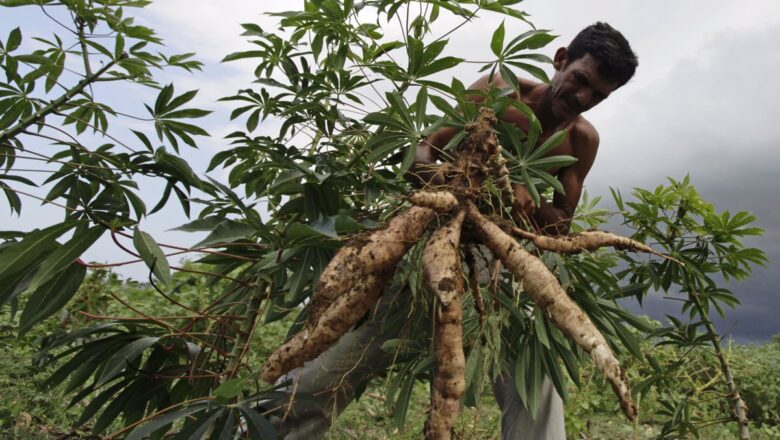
[0,1,767,438]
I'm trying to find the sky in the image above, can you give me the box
[2,1,779,342]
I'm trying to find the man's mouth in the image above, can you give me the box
[563,97,581,114]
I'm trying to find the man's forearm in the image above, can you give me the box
[533,197,572,235]
[406,127,459,187]
[407,159,444,187]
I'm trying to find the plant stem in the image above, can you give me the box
[689,290,751,439]
[76,17,93,77]
[0,54,123,145]
[227,282,267,377]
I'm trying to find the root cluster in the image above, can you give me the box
[261,108,675,438]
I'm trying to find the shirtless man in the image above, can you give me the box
[414,21,638,235]
[273,22,637,440]
[411,22,638,439]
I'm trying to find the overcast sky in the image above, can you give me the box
[3,1,779,342]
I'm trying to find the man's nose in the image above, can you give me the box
[575,89,592,107]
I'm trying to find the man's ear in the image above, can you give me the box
[553,47,567,71]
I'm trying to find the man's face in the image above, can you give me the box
[549,49,621,120]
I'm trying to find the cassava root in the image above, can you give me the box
[307,206,436,327]
[423,211,467,440]
[423,210,466,306]
[260,273,387,383]
[261,206,435,383]
[512,227,683,265]
[466,202,637,420]
[409,190,459,212]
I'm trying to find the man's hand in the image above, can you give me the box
[512,183,536,217]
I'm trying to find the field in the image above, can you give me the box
[1,270,779,439]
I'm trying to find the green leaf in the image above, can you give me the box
[133,227,172,286]
[238,405,277,439]
[154,84,174,115]
[414,85,428,133]
[195,220,256,247]
[84,39,113,59]
[222,50,266,62]
[23,225,103,295]
[529,168,565,194]
[499,63,520,96]
[0,222,78,284]
[125,404,210,440]
[176,409,224,440]
[114,34,125,60]
[213,378,246,401]
[0,261,39,307]
[7,27,22,52]
[528,129,568,161]
[528,154,578,170]
[97,336,160,387]
[269,169,306,193]
[508,61,550,83]
[417,56,463,77]
[172,217,224,232]
[491,21,506,57]
[521,167,540,206]
[45,51,65,92]
[19,262,85,335]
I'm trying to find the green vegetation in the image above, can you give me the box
[2,273,779,439]
[0,1,769,438]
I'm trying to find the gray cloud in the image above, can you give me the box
[581,23,780,342]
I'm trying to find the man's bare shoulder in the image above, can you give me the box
[569,117,600,155]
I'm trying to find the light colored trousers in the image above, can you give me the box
[269,284,565,440]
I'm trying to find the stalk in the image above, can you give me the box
[0,54,124,144]
[227,282,267,377]
[690,289,750,439]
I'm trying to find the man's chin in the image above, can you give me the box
[553,105,578,120]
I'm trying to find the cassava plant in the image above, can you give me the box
[0,1,766,439]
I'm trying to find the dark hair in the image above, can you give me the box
[567,22,638,87]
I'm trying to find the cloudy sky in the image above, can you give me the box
[3,1,779,342]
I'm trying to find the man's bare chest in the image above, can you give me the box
[498,107,577,176]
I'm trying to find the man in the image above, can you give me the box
[414,21,637,236]
[271,22,637,440]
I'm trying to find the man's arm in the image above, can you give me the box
[407,126,458,187]
[526,121,599,234]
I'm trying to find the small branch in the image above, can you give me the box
[0,54,124,145]
[76,17,93,76]
[690,288,751,439]
[115,230,258,262]
[107,290,231,358]
[148,260,220,320]
[11,187,79,211]
[78,311,241,322]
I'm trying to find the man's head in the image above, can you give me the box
[565,22,638,87]
[549,22,638,119]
